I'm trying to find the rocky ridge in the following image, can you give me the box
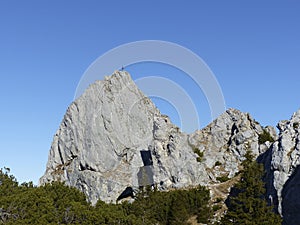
[40,71,300,223]
[40,71,267,203]
[40,71,209,204]
[260,110,300,224]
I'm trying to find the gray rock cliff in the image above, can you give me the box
[40,71,211,204]
[41,70,290,219]
[189,108,272,201]
[261,110,300,224]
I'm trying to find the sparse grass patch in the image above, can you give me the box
[216,175,230,183]
[293,122,299,129]
[193,147,204,162]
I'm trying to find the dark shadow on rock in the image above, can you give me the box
[257,147,279,213]
[137,166,154,188]
[227,124,238,146]
[117,187,134,202]
[224,186,240,208]
[281,164,300,225]
[140,150,153,166]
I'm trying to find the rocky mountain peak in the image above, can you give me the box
[40,71,272,206]
[189,108,270,184]
[277,109,300,132]
[39,70,300,223]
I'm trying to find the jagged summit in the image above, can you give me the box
[40,70,300,223]
[41,71,268,205]
[40,70,206,204]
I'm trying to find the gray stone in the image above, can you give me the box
[263,109,300,224]
[189,108,267,180]
[40,70,275,211]
[40,71,209,204]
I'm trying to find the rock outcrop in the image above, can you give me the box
[261,110,300,224]
[189,109,269,177]
[40,71,209,204]
[40,71,271,206]
[40,70,300,223]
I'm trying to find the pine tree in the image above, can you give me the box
[220,151,282,225]
[0,168,212,224]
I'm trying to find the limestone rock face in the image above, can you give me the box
[40,70,270,206]
[189,109,267,186]
[263,110,300,224]
[40,71,209,204]
[40,71,159,204]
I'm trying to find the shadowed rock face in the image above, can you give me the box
[40,70,272,206]
[281,165,300,225]
[261,109,300,224]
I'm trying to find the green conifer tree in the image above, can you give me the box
[220,151,282,225]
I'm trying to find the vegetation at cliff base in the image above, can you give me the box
[0,168,211,225]
[219,151,282,224]
[0,156,282,225]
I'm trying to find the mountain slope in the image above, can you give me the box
[40,71,300,224]
[40,71,208,204]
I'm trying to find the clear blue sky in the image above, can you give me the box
[0,1,299,184]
